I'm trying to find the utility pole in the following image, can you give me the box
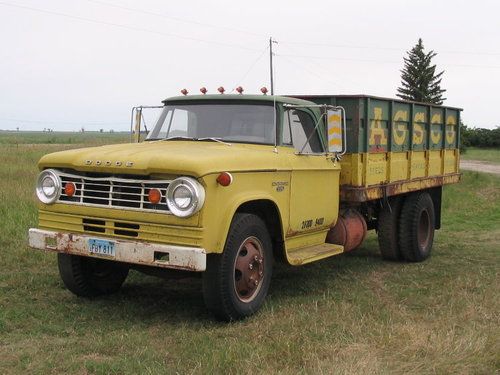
[269,37,275,95]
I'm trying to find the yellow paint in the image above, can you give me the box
[444,149,458,174]
[431,113,442,145]
[328,114,341,123]
[36,140,342,263]
[392,110,408,146]
[286,242,344,265]
[327,109,343,152]
[413,112,426,145]
[431,130,442,145]
[287,154,340,245]
[431,114,442,123]
[446,115,456,145]
[33,104,460,268]
[366,153,387,186]
[369,107,388,147]
[388,152,408,181]
[328,127,341,135]
[428,150,443,176]
[410,151,427,179]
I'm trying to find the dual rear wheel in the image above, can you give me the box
[378,191,435,262]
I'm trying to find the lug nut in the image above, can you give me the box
[249,264,253,270]
[254,280,259,286]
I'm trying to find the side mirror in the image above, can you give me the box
[327,108,346,154]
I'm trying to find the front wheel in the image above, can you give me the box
[57,254,129,297]
[202,213,273,321]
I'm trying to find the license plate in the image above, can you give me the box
[88,238,115,257]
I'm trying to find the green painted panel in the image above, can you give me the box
[368,100,389,153]
[288,95,461,154]
[392,102,411,152]
[445,109,458,149]
[412,104,428,150]
[430,107,444,150]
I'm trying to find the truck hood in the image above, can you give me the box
[38,141,293,176]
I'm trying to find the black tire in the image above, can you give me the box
[378,196,404,261]
[202,213,273,321]
[398,192,435,262]
[57,253,129,297]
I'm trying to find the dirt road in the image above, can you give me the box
[460,160,500,175]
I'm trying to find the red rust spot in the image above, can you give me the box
[340,173,461,202]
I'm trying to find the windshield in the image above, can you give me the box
[146,103,276,144]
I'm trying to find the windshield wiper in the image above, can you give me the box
[159,136,196,141]
[146,136,231,145]
[198,137,232,146]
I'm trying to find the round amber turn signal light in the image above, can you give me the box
[148,188,162,204]
[64,182,76,197]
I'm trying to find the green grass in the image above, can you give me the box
[0,131,129,145]
[0,136,499,374]
[461,147,500,164]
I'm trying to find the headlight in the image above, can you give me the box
[36,169,62,204]
[166,177,205,217]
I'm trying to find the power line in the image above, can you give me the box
[85,0,266,38]
[0,1,261,52]
[280,40,500,57]
[230,44,269,93]
[278,54,343,90]
[278,53,500,69]
[279,44,350,91]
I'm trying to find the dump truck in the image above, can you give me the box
[28,91,461,321]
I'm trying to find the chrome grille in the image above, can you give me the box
[57,172,171,213]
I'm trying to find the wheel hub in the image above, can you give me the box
[417,209,431,250]
[234,236,264,302]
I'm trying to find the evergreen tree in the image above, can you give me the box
[397,38,446,104]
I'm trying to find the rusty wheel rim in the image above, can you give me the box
[417,209,431,250]
[233,236,265,303]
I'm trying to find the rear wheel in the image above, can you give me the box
[398,192,435,262]
[202,213,273,321]
[57,254,129,297]
[378,196,404,261]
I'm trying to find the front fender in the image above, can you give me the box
[199,171,290,253]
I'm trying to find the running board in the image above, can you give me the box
[286,243,344,266]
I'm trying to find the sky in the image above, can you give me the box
[0,0,499,131]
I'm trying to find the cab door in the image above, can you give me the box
[283,108,341,243]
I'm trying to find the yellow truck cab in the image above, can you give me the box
[28,93,461,321]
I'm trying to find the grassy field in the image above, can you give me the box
[0,131,129,145]
[461,147,500,164]
[0,134,499,374]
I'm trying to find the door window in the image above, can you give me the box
[284,109,323,153]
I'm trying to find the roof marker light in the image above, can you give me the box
[260,87,268,95]
[200,87,207,95]
[236,86,244,94]
[181,88,188,96]
[216,172,233,187]
[217,86,225,94]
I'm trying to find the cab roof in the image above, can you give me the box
[162,94,317,107]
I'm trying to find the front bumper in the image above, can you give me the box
[28,228,206,271]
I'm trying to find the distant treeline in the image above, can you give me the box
[461,123,500,149]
